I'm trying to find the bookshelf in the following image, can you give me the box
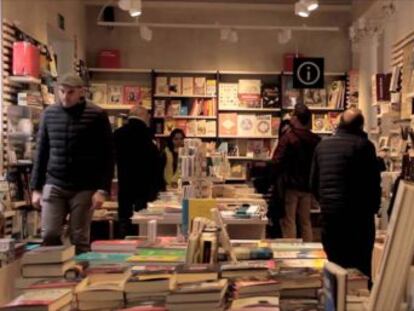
[86,68,349,182]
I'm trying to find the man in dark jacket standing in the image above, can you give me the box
[272,104,320,241]
[31,73,114,254]
[114,105,163,238]
[311,108,381,279]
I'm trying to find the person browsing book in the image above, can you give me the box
[310,107,381,281]
[271,104,320,241]
[162,128,185,188]
[31,73,114,254]
[114,105,164,238]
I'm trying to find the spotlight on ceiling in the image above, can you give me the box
[140,25,152,41]
[129,0,142,17]
[303,0,319,11]
[118,0,142,17]
[295,1,310,18]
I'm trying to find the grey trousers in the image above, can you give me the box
[41,184,94,254]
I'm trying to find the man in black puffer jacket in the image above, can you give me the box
[31,73,114,254]
[310,107,381,280]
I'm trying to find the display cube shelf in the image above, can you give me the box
[8,76,41,84]
[88,68,151,74]
[153,94,217,99]
[219,135,278,139]
[98,104,133,110]
[219,108,281,112]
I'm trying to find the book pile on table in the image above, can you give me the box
[166,279,229,311]
[15,245,76,294]
[124,265,175,307]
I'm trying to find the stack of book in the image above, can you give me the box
[166,279,228,311]
[230,296,280,310]
[75,272,129,310]
[126,247,186,265]
[232,278,281,298]
[16,246,76,291]
[91,240,143,253]
[1,288,74,311]
[124,265,175,307]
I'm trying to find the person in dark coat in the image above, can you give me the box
[266,119,292,238]
[114,105,163,238]
[31,73,114,254]
[310,107,381,280]
[272,104,321,241]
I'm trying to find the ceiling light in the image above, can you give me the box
[295,1,310,18]
[302,0,319,11]
[129,0,142,17]
[140,25,152,41]
[118,0,131,11]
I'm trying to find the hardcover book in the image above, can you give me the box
[219,113,238,136]
[219,83,239,109]
[169,77,182,95]
[123,86,141,105]
[182,77,194,96]
[193,77,207,96]
[155,77,169,95]
[304,88,327,107]
[107,85,123,105]
[255,114,272,137]
[89,83,107,106]
[237,114,256,136]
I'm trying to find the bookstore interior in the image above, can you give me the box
[1,0,414,310]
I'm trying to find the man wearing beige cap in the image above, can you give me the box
[31,73,114,254]
[310,107,381,282]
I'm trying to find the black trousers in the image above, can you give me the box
[321,213,375,281]
[118,195,147,238]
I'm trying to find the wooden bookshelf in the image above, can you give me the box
[154,116,216,120]
[153,94,217,99]
[219,107,281,112]
[219,135,278,139]
[8,76,41,84]
[98,104,133,110]
[88,67,151,74]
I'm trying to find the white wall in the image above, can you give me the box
[85,4,352,72]
[352,0,414,129]
[2,0,86,60]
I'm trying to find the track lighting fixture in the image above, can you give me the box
[295,1,310,18]
[118,0,142,17]
[303,0,319,11]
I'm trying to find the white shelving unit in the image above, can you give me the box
[8,75,41,85]
[154,94,217,99]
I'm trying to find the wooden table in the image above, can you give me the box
[0,259,21,305]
